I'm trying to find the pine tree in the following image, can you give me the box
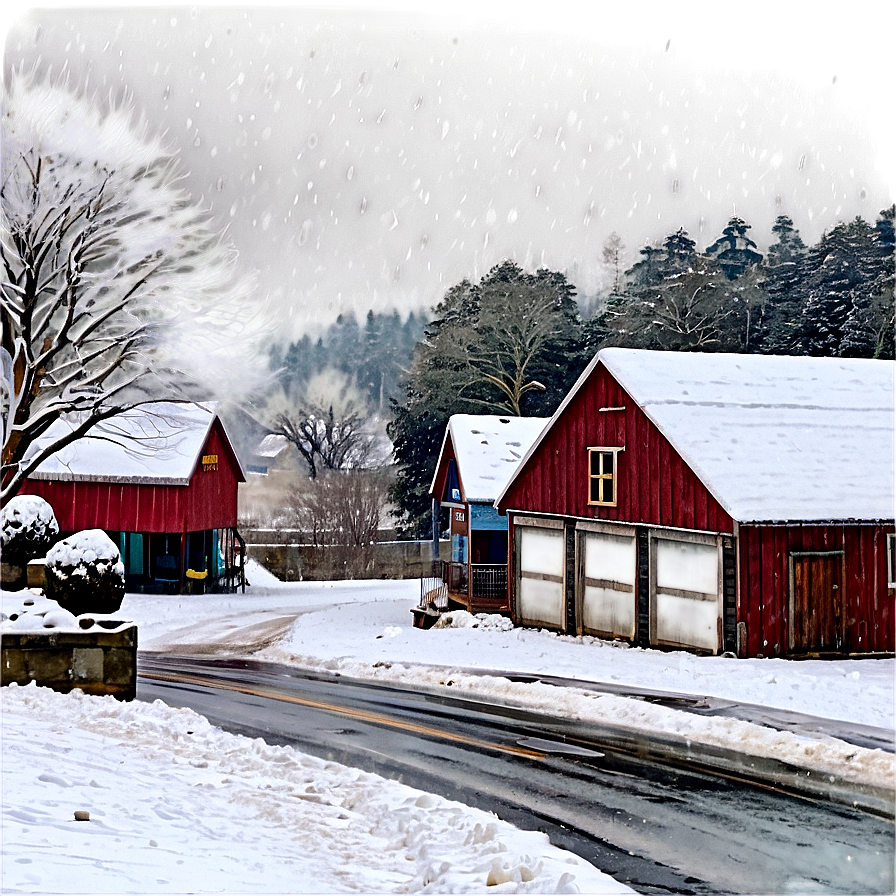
[387,262,588,536]
[760,215,808,354]
[705,216,763,280]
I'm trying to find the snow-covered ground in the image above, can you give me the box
[2,560,894,894]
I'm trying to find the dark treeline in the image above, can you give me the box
[267,209,893,537]
[387,209,894,536]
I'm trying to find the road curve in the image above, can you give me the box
[138,654,895,896]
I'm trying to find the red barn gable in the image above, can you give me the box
[20,402,246,593]
[496,349,894,658]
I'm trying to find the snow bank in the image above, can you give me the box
[1,683,630,895]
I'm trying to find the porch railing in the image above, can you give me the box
[470,563,508,600]
[419,561,448,612]
[441,561,507,600]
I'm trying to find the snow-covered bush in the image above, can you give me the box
[0,495,59,566]
[44,529,125,617]
[434,611,514,632]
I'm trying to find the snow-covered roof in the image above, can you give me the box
[432,415,549,504]
[500,348,895,524]
[25,402,244,486]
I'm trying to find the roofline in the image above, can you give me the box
[27,401,248,487]
[204,412,248,484]
[500,506,893,528]
[428,422,455,499]
[495,351,604,509]
[26,471,191,486]
[495,348,894,520]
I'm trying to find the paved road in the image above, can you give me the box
[138,654,895,896]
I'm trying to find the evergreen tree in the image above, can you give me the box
[387,262,588,537]
[797,217,880,356]
[759,215,807,353]
[839,206,895,358]
[705,216,763,279]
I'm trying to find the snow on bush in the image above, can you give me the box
[44,529,125,617]
[0,495,59,566]
[434,610,514,632]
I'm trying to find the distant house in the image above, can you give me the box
[19,402,246,593]
[429,414,547,613]
[496,349,895,658]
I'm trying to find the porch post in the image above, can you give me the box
[431,498,440,562]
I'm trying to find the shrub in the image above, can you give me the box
[0,495,60,567]
[44,529,125,617]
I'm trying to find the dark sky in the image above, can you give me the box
[4,3,892,340]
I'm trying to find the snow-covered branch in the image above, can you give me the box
[1,70,271,501]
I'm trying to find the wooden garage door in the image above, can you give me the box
[517,524,565,628]
[650,532,722,653]
[578,526,636,639]
[789,552,843,653]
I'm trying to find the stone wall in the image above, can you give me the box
[1,626,138,700]
[244,534,449,582]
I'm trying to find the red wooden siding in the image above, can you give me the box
[430,435,459,502]
[21,421,241,534]
[500,361,735,534]
[738,524,894,657]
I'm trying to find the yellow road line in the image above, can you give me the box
[141,670,547,760]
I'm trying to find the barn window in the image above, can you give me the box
[587,447,622,506]
[888,534,896,588]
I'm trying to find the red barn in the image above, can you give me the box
[19,402,246,593]
[495,349,895,658]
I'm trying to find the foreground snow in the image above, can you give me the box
[2,561,893,893]
[2,684,626,894]
[123,564,896,794]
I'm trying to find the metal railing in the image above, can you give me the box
[470,563,508,600]
[419,560,448,612]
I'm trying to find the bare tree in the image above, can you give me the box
[1,72,261,501]
[266,368,382,479]
[422,262,582,416]
[601,231,625,295]
[289,468,392,548]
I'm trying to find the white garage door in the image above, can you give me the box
[651,534,721,652]
[517,525,565,628]
[580,528,637,639]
